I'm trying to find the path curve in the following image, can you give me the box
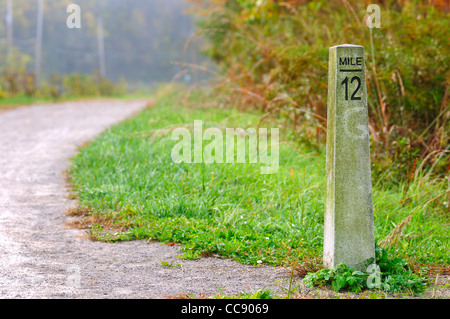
[0,100,288,299]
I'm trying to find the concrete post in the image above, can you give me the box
[324,44,375,270]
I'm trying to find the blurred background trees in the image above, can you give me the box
[0,0,211,98]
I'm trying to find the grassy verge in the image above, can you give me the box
[0,94,60,109]
[0,94,114,111]
[68,89,449,295]
[0,90,155,110]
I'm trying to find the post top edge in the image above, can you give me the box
[330,44,364,49]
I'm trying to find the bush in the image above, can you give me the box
[0,47,127,101]
[0,70,127,101]
[188,0,449,182]
[303,247,428,295]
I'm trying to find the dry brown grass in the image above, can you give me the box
[65,207,131,241]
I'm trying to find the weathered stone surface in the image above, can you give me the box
[324,44,375,270]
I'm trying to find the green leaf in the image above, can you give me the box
[352,270,366,276]
[347,276,356,286]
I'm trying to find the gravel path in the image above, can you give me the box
[0,100,289,299]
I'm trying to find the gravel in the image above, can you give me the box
[0,100,289,299]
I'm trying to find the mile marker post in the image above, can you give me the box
[324,44,375,270]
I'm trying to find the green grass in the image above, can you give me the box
[0,94,57,109]
[69,89,449,279]
[0,94,109,110]
[0,90,153,110]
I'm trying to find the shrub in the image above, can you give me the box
[303,247,428,295]
[188,0,449,182]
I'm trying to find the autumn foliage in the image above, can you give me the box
[187,0,449,181]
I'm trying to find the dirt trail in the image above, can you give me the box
[0,100,288,299]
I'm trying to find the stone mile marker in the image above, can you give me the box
[324,44,375,270]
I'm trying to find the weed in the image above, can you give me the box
[303,247,428,295]
[212,289,278,299]
[160,260,183,269]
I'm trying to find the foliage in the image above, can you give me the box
[188,0,449,182]
[62,73,125,97]
[0,0,207,100]
[0,39,126,100]
[0,68,127,102]
[303,247,428,295]
[303,264,368,293]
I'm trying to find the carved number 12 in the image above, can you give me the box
[342,76,362,101]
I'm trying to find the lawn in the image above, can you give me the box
[68,89,449,287]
